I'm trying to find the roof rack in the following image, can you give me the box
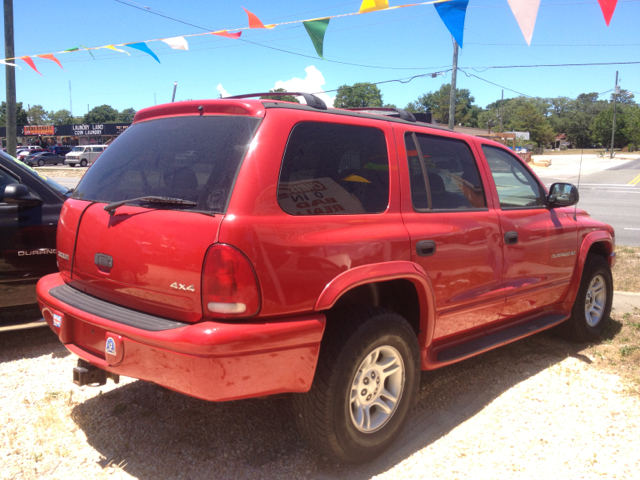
[228,92,327,110]
[342,107,417,123]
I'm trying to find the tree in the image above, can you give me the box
[0,101,28,126]
[26,105,49,125]
[510,103,555,147]
[405,84,477,127]
[591,105,627,149]
[334,83,383,108]
[84,105,119,124]
[565,93,607,148]
[259,88,300,103]
[622,105,640,151]
[611,89,636,105]
[119,108,137,122]
[49,109,75,125]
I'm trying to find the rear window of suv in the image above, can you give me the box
[71,115,260,213]
[278,122,389,215]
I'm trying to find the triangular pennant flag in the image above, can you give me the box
[64,47,79,52]
[126,42,160,63]
[434,0,469,48]
[211,30,242,39]
[103,45,130,56]
[597,0,618,26]
[37,54,63,69]
[79,45,95,60]
[0,60,20,69]
[161,36,189,50]
[507,0,540,46]
[242,7,275,29]
[359,0,389,13]
[303,19,330,59]
[20,56,42,75]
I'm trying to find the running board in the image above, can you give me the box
[436,313,567,363]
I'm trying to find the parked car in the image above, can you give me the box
[0,151,71,331]
[36,93,615,463]
[24,151,66,167]
[17,148,48,161]
[65,145,107,167]
[49,146,72,156]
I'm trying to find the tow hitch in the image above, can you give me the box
[73,359,120,386]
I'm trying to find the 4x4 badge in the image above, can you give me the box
[170,282,195,292]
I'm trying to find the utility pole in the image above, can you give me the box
[171,81,178,102]
[69,81,72,116]
[610,71,618,159]
[448,39,458,130]
[4,0,16,157]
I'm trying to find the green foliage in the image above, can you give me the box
[0,101,29,126]
[334,83,383,108]
[622,105,640,151]
[405,84,477,127]
[259,88,300,104]
[592,105,627,148]
[48,109,75,125]
[118,108,137,122]
[26,105,49,125]
[84,104,119,124]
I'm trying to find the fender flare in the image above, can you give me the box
[314,260,436,347]
[561,230,614,307]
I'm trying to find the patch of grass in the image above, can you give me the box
[613,245,640,293]
[620,346,640,358]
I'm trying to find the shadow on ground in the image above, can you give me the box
[69,324,611,479]
[0,327,69,364]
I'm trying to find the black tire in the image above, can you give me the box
[70,163,76,167]
[37,159,45,166]
[293,307,420,464]
[80,159,87,167]
[560,253,613,342]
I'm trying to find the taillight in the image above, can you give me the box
[201,244,260,318]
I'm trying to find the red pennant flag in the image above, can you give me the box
[242,7,274,29]
[20,56,42,75]
[597,0,617,26]
[37,53,63,68]
[212,30,242,39]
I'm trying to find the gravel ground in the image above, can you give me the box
[1,321,639,480]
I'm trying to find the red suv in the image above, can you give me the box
[37,92,615,463]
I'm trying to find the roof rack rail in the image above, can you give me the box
[228,92,327,110]
[342,107,417,123]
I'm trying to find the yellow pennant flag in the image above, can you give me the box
[359,0,389,13]
[103,45,130,56]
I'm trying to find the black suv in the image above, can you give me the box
[0,151,70,330]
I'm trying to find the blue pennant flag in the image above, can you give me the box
[126,42,160,63]
[434,0,469,48]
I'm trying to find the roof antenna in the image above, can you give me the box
[574,147,584,221]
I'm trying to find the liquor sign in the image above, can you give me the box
[1,123,131,138]
[22,125,55,136]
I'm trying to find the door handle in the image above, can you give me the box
[504,231,518,245]
[416,240,436,257]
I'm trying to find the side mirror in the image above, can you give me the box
[3,183,43,206]
[548,182,579,207]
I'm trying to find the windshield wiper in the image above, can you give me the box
[104,196,197,216]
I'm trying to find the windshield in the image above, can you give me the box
[71,146,83,152]
[0,151,69,197]
[71,115,261,213]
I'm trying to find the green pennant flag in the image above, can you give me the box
[64,47,79,52]
[303,18,330,59]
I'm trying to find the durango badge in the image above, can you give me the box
[105,337,116,356]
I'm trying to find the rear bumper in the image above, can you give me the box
[37,273,326,402]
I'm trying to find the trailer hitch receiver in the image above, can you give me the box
[73,359,120,386]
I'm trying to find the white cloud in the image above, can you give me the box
[216,83,230,98]
[274,66,335,108]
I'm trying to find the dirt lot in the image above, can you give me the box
[1,305,639,480]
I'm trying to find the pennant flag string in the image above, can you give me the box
[20,56,42,75]
[37,53,63,69]
[126,42,161,63]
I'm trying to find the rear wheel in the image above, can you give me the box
[561,253,613,342]
[293,308,420,463]
[37,159,45,166]
[80,159,87,167]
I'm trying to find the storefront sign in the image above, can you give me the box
[23,125,55,135]
[1,123,131,138]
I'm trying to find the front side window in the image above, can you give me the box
[405,133,486,211]
[0,167,18,200]
[482,145,545,208]
[72,115,260,213]
[278,122,389,215]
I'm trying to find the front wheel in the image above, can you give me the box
[561,253,613,342]
[37,159,45,166]
[293,308,420,463]
[80,159,87,167]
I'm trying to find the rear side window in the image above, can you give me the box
[482,145,545,208]
[405,133,486,211]
[278,122,389,215]
[72,116,260,213]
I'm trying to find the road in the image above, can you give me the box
[538,157,640,247]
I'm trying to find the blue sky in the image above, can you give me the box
[2,0,639,115]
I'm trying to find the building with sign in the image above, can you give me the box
[1,123,131,148]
